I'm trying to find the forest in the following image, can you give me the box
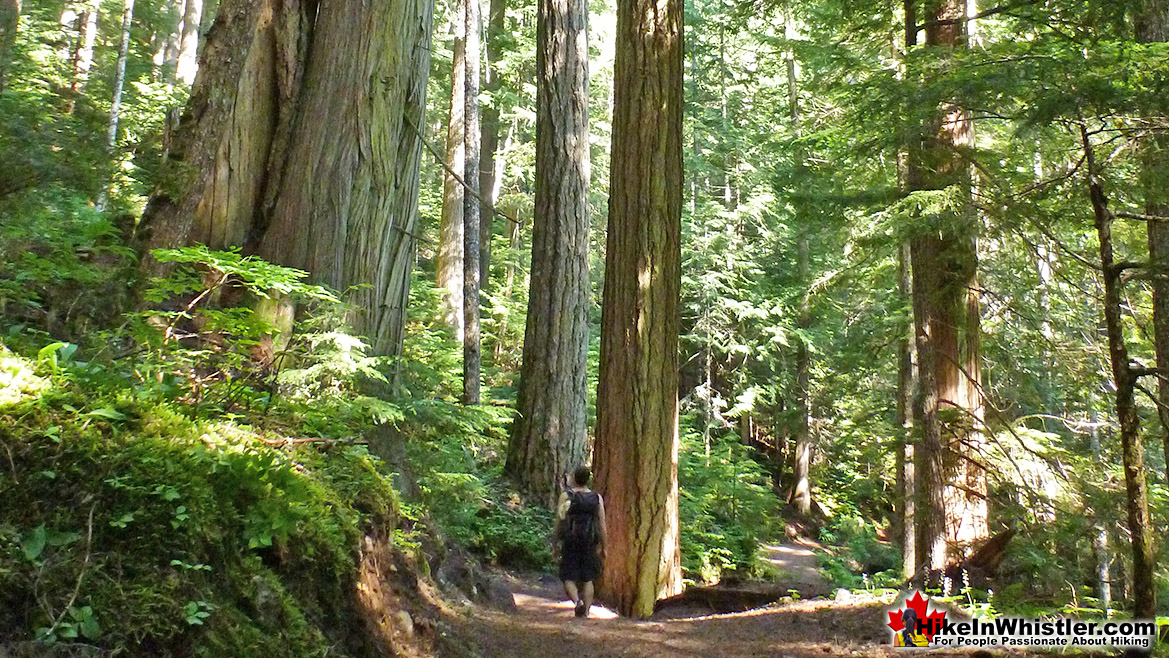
[2,0,1169,655]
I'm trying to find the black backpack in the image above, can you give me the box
[562,491,600,549]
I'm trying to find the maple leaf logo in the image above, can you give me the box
[887,591,948,642]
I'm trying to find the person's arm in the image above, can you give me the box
[596,494,608,556]
[552,491,569,560]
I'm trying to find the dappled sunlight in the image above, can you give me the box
[0,344,50,407]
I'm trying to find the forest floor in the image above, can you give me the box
[445,542,1055,658]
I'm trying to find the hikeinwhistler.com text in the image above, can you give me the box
[921,617,1156,649]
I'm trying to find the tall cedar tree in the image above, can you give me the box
[506,0,591,506]
[138,0,433,359]
[593,0,684,617]
[906,0,988,578]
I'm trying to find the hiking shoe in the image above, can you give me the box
[574,601,586,618]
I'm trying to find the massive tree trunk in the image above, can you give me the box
[437,5,466,339]
[462,0,483,404]
[139,0,434,359]
[505,0,590,507]
[0,0,18,94]
[593,0,683,617]
[906,0,986,579]
[1083,124,1157,621]
[1137,0,1169,494]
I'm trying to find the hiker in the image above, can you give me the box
[552,466,607,618]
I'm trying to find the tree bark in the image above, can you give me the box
[176,0,202,84]
[792,232,812,515]
[478,0,507,286]
[906,0,986,579]
[505,0,590,507]
[896,241,916,580]
[1082,124,1157,621]
[0,0,19,95]
[140,0,434,361]
[462,0,483,404]
[68,0,100,104]
[438,7,466,339]
[96,0,136,210]
[1136,0,1169,495]
[593,0,684,617]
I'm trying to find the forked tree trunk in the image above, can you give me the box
[1083,125,1157,621]
[140,0,434,360]
[505,0,590,507]
[906,0,987,580]
[437,5,466,339]
[462,0,483,404]
[593,0,684,617]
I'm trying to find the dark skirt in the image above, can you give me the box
[559,542,601,583]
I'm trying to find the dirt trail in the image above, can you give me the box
[446,544,1001,658]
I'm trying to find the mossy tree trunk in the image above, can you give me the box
[593,0,684,617]
[505,0,590,507]
[1083,124,1157,620]
[139,0,434,359]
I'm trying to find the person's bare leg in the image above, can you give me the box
[564,580,580,605]
[581,581,594,616]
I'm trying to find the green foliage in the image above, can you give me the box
[677,412,785,583]
[0,343,400,656]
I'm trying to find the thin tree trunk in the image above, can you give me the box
[505,0,590,507]
[896,241,916,580]
[437,6,466,339]
[593,0,684,616]
[478,0,506,287]
[68,0,100,105]
[1137,0,1169,493]
[0,0,19,94]
[176,0,202,84]
[792,232,812,515]
[97,0,136,210]
[1089,408,1112,617]
[1082,124,1157,621]
[162,0,183,82]
[462,0,483,404]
